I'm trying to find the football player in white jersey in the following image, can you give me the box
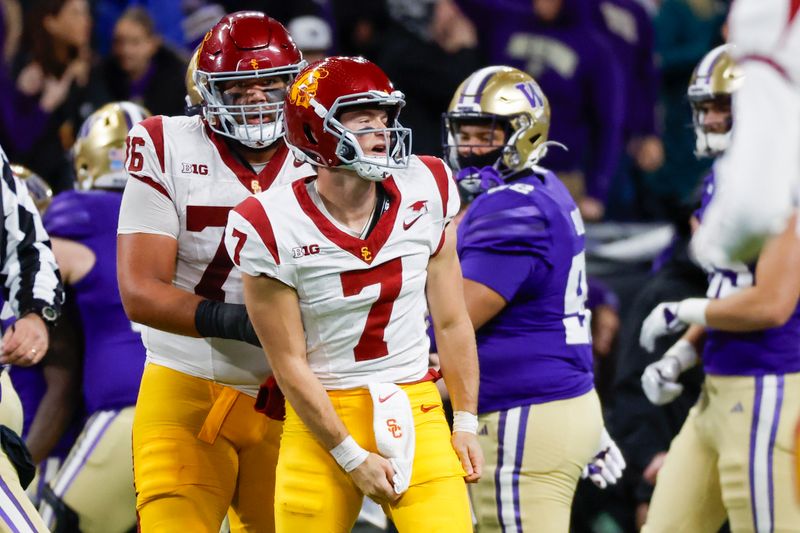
[226,56,483,532]
[116,11,313,532]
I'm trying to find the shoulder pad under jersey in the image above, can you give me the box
[43,191,94,240]
[460,182,551,258]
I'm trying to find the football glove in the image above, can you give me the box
[641,339,699,405]
[582,428,626,489]
[639,302,685,352]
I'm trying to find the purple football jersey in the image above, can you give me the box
[696,172,800,375]
[44,190,145,413]
[457,169,594,413]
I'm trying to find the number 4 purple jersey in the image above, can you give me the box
[457,168,594,414]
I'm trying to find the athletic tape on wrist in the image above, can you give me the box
[677,298,709,326]
[330,436,369,472]
[452,411,479,434]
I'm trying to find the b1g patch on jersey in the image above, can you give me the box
[291,244,321,258]
[181,162,209,175]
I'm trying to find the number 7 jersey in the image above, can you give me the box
[225,156,459,390]
[118,114,314,396]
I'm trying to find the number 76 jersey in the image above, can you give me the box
[225,156,460,390]
[118,114,314,396]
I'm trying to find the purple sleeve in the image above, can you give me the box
[457,189,552,301]
[43,192,93,240]
[585,34,625,201]
[461,249,547,302]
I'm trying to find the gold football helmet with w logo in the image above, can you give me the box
[688,44,744,157]
[443,66,553,175]
[73,102,150,190]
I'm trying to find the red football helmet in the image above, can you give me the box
[283,56,412,181]
[195,11,306,148]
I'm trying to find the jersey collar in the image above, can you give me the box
[204,121,289,194]
[292,177,401,265]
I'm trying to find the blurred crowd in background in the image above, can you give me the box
[0,1,733,532]
[0,0,729,224]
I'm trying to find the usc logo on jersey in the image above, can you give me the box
[288,67,329,108]
[387,418,402,439]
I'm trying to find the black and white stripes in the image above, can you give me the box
[0,145,62,320]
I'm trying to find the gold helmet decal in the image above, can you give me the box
[288,67,329,109]
[73,102,151,190]
[250,58,259,70]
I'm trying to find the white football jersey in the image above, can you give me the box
[226,155,460,390]
[118,114,314,396]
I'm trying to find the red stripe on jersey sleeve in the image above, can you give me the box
[790,0,800,27]
[418,156,450,217]
[140,116,165,173]
[432,231,446,257]
[739,54,791,82]
[234,196,281,265]
[130,173,170,200]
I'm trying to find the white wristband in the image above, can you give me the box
[329,436,369,472]
[452,411,479,434]
[677,298,709,326]
[663,339,699,372]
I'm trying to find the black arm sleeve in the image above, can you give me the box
[194,300,261,347]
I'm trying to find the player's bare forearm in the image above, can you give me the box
[26,317,81,463]
[706,213,800,331]
[242,273,350,450]
[27,365,79,463]
[427,224,479,413]
[117,233,203,336]
[436,318,479,413]
[680,324,706,353]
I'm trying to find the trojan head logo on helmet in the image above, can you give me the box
[73,102,151,190]
[283,56,412,182]
[688,44,744,157]
[11,165,53,214]
[443,66,556,178]
[194,11,306,149]
[288,67,329,109]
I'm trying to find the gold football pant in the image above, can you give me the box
[644,373,800,533]
[470,389,603,533]
[0,370,48,533]
[39,408,136,533]
[275,380,472,533]
[133,363,282,533]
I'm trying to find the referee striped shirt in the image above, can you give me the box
[0,145,62,320]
